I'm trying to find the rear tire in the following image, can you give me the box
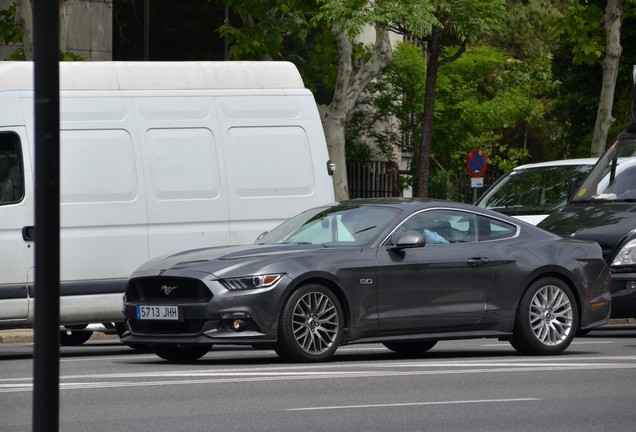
[510,277,578,355]
[383,341,437,355]
[151,344,213,362]
[275,284,343,362]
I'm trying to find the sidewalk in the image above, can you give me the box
[0,329,118,344]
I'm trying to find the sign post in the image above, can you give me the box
[466,149,488,202]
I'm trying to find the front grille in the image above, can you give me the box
[126,276,212,303]
[130,319,208,335]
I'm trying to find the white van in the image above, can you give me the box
[0,61,335,343]
[475,158,597,225]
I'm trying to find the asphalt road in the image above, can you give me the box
[1,325,636,432]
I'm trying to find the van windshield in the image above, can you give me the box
[477,163,594,216]
[572,136,636,202]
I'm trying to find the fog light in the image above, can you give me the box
[232,319,243,331]
[626,281,636,290]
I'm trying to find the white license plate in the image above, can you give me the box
[136,305,179,321]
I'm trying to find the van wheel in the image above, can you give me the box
[383,341,437,355]
[151,344,213,362]
[510,277,578,355]
[275,284,343,362]
[60,329,93,346]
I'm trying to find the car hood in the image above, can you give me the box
[538,201,636,251]
[132,243,329,278]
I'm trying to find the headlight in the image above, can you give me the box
[220,274,284,291]
[612,239,636,266]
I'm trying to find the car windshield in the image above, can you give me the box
[478,164,594,216]
[573,137,636,202]
[256,204,400,246]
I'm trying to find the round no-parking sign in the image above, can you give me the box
[466,149,488,178]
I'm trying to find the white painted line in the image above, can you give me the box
[286,398,542,411]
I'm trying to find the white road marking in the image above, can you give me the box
[2,358,636,393]
[286,398,542,411]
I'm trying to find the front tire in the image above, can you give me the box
[510,277,578,355]
[151,344,213,362]
[275,284,344,362]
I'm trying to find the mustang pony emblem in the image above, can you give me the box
[160,285,178,295]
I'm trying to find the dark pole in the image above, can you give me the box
[144,0,150,60]
[32,0,60,431]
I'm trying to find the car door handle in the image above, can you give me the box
[22,226,34,241]
[467,257,489,267]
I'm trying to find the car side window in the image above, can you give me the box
[475,215,517,241]
[390,209,477,245]
[0,133,24,205]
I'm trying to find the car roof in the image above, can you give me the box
[510,158,598,171]
[337,197,500,215]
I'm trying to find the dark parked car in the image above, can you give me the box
[121,198,611,363]
[538,132,636,318]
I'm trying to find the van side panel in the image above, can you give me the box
[134,96,231,257]
[218,93,335,244]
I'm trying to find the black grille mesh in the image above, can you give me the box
[126,276,212,302]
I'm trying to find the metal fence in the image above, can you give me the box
[346,160,401,198]
[346,160,500,204]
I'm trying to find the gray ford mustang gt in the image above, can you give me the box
[121,198,611,362]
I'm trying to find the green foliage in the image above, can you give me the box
[60,51,85,61]
[314,0,436,38]
[0,3,22,60]
[219,0,311,60]
[346,41,426,162]
[432,45,545,173]
[348,40,542,199]
[0,3,19,45]
[555,1,605,65]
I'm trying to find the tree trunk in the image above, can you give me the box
[320,107,349,201]
[14,0,34,60]
[59,0,68,53]
[591,0,623,157]
[417,28,441,198]
[320,25,393,201]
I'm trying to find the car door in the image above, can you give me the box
[376,209,512,332]
[0,129,32,321]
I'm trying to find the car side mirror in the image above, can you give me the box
[392,230,426,250]
[254,231,268,244]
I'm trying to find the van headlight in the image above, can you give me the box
[220,274,284,291]
[612,239,636,266]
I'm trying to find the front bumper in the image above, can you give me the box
[122,275,288,346]
[608,271,636,318]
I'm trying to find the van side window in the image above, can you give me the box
[0,133,24,205]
